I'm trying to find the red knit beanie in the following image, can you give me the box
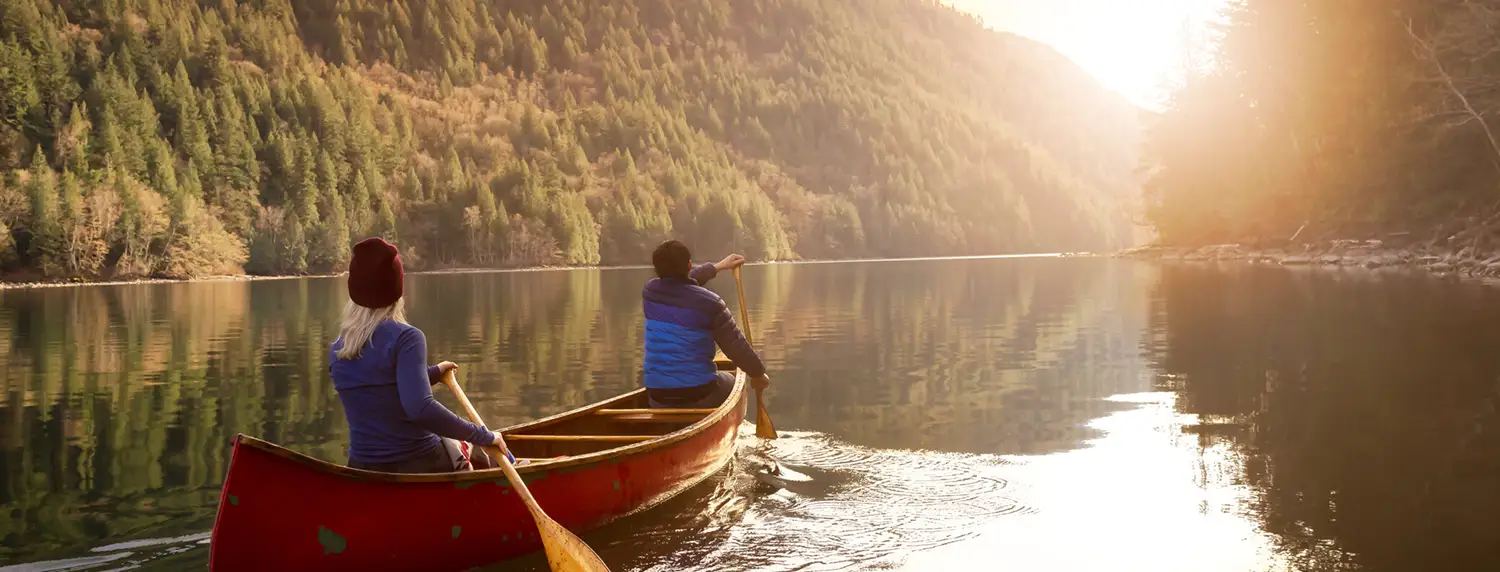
[348,238,404,309]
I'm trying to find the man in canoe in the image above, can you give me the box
[642,240,769,409]
[329,237,515,473]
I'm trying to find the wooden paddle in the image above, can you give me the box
[732,266,778,439]
[440,371,610,572]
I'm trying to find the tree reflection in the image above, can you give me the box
[0,258,1161,565]
[1147,265,1500,571]
[737,258,1156,454]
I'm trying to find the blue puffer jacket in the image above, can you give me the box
[642,263,765,391]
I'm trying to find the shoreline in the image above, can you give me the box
[0,273,331,291]
[12,243,1483,291]
[1112,240,1500,279]
[0,252,1084,291]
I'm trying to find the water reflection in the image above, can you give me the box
[904,392,1293,572]
[6,259,1500,570]
[747,258,1157,456]
[1146,265,1500,572]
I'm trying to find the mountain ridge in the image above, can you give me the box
[0,0,1141,280]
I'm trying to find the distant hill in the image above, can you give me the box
[0,0,1141,279]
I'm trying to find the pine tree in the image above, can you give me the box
[372,195,398,241]
[170,63,214,172]
[88,102,125,172]
[349,170,372,239]
[212,87,258,192]
[336,10,359,64]
[55,103,92,175]
[181,159,204,206]
[58,169,82,226]
[402,166,424,201]
[316,149,338,197]
[297,143,321,222]
[440,149,465,199]
[281,209,309,274]
[25,147,60,272]
[0,39,40,131]
[145,137,179,200]
[311,186,351,272]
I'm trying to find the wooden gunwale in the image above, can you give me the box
[235,368,746,484]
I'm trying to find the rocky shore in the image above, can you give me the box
[0,273,316,290]
[1114,240,1500,278]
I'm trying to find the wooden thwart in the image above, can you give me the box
[506,434,657,442]
[594,409,716,416]
[593,408,713,423]
[606,415,703,423]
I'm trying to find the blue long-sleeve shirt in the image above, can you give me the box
[642,263,765,391]
[330,320,494,465]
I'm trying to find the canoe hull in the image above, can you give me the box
[208,380,746,571]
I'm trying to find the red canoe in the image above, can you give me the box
[209,363,747,571]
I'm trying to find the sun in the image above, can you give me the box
[943,0,1227,110]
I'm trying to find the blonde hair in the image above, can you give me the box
[335,298,407,360]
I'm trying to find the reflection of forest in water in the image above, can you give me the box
[761,258,1158,455]
[8,259,1500,570]
[1147,265,1500,571]
[0,258,1160,563]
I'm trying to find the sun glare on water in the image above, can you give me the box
[945,0,1229,109]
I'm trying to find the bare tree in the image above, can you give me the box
[1402,2,1500,172]
[1398,1,1500,244]
[63,184,121,276]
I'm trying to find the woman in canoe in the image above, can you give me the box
[329,237,514,474]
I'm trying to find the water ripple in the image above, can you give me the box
[602,428,1034,572]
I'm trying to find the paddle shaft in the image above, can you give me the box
[440,371,610,572]
[440,373,545,512]
[732,267,778,439]
[732,267,754,346]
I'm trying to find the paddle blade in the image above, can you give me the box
[486,445,612,572]
[754,387,778,439]
[536,516,610,572]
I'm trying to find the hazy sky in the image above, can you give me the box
[944,0,1227,109]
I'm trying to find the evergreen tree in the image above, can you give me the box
[0,39,40,132]
[25,147,59,271]
[170,62,213,171]
[372,195,398,241]
[281,210,309,274]
[311,186,351,272]
[145,138,179,200]
[349,170,372,240]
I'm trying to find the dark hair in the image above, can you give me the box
[652,240,691,278]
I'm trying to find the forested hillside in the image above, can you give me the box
[0,0,1140,279]
[1142,0,1500,248]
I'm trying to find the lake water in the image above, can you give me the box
[3,257,1500,571]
